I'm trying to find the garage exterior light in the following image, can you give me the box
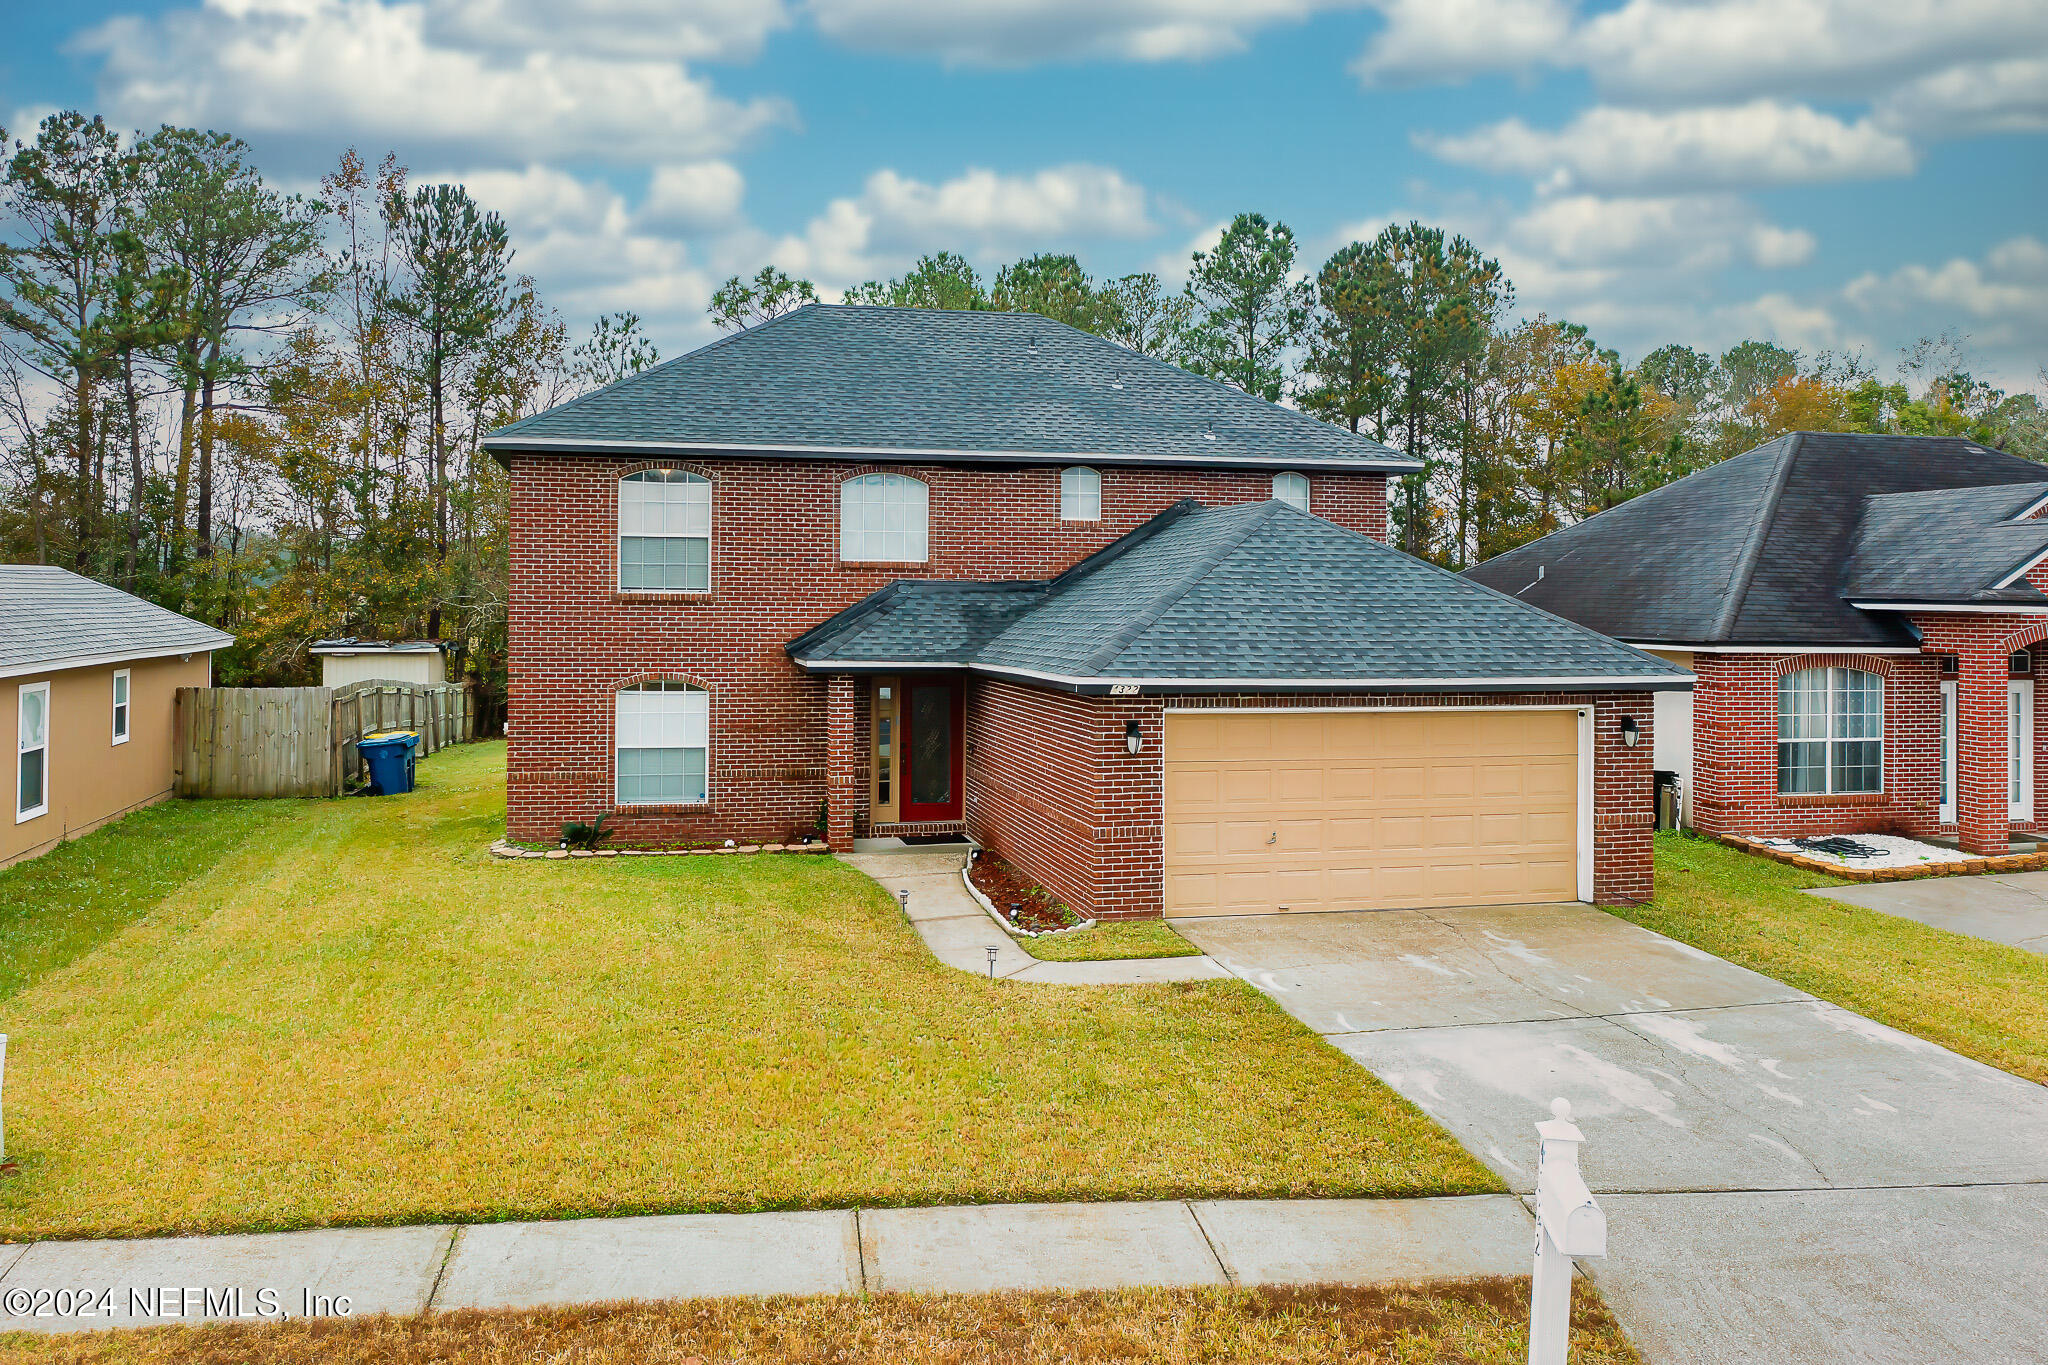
[1619,716,1640,749]
[1125,720,1143,755]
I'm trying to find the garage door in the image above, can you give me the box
[1163,709,1581,916]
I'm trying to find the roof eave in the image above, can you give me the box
[788,657,1692,695]
[482,434,1423,475]
[0,636,231,682]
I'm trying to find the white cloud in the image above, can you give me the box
[1576,0,2048,107]
[1875,58,2048,138]
[454,163,722,347]
[76,0,790,167]
[1508,194,1814,271]
[1845,237,2048,328]
[639,162,747,233]
[426,0,788,62]
[1420,100,1915,195]
[1351,0,1569,87]
[805,0,1361,65]
[773,164,1157,286]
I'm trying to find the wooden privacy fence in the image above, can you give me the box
[176,680,476,799]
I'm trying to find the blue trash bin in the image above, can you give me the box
[357,731,420,795]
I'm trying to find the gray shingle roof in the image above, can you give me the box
[1465,433,2048,647]
[1,565,233,677]
[485,304,1418,473]
[789,501,1690,693]
[1843,483,2048,604]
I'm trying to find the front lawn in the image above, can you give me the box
[1609,833,2048,1085]
[0,1282,1641,1365]
[0,743,1492,1240]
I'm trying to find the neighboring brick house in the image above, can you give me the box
[1467,432,2048,858]
[486,304,1685,917]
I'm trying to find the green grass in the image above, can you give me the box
[0,743,1494,1240]
[1017,918,1203,961]
[1608,832,2048,1086]
[0,796,304,1004]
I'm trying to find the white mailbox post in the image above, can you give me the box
[1529,1097,1605,1365]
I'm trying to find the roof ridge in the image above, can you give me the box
[1710,431,1803,642]
[1069,501,1285,677]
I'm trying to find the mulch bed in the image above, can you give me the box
[967,852,1084,934]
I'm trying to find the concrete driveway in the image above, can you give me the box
[1807,872,2048,953]
[1174,904,2048,1364]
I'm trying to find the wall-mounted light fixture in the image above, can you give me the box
[1125,720,1144,755]
[1619,716,1640,749]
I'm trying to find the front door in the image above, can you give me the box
[899,679,964,822]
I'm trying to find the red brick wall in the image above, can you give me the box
[1691,651,1943,840]
[507,453,1388,843]
[965,684,1656,918]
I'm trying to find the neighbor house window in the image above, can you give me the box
[112,668,130,744]
[840,473,928,562]
[619,469,711,591]
[1273,471,1310,511]
[1777,667,1882,795]
[17,681,49,822]
[1061,466,1101,521]
[615,682,709,806]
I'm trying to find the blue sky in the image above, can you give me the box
[5,0,2045,385]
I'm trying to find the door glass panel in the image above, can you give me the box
[909,686,951,806]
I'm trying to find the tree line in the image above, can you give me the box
[0,113,658,714]
[717,216,2048,565]
[5,108,2043,699]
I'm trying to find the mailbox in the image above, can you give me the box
[1537,1167,1607,1258]
[1527,1097,1607,1365]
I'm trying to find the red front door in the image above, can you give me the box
[899,679,964,822]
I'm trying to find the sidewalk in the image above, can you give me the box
[837,849,1231,984]
[0,1195,1532,1334]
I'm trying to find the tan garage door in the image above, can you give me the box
[1163,709,1580,916]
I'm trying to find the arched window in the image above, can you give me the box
[840,472,929,562]
[616,681,710,806]
[619,469,711,591]
[1272,471,1310,512]
[1778,667,1882,794]
[1060,466,1101,521]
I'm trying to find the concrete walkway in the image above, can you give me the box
[1173,903,2048,1364]
[837,849,1230,984]
[1808,871,2048,954]
[0,1195,1532,1334]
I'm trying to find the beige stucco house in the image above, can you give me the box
[3,566,232,870]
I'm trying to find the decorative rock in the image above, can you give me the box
[525,850,545,859]
[596,849,618,858]
[545,850,568,860]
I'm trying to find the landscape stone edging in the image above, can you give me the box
[957,856,1097,938]
[1716,832,2048,882]
[488,839,832,861]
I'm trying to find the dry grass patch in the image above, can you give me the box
[0,743,1492,1239]
[1610,833,2048,1085]
[0,1282,1640,1365]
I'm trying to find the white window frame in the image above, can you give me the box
[1272,471,1310,512]
[839,472,929,563]
[614,682,711,808]
[1060,466,1101,522]
[17,680,49,823]
[2012,679,2034,821]
[1776,666,1884,796]
[1940,679,1957,825]
[112,668,130,745]
[618,469,712,593]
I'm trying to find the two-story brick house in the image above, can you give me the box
[1467,432,2048,858]
[487,305,1686,918]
